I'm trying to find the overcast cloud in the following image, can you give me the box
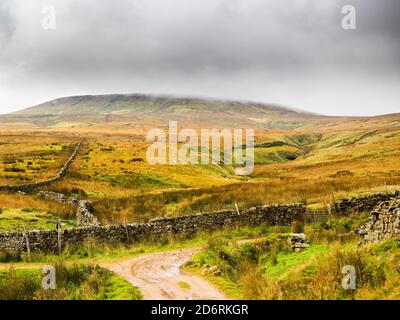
[0,0,399,115]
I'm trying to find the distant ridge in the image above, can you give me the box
[10,94,313,116]
[0,94,317,128]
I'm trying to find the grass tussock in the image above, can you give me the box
[0,262,141,300]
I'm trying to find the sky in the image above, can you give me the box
[0,0,399,116]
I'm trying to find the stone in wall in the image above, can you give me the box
[287,233,310,252]
[76,200,100,227]
[358,198,400,244]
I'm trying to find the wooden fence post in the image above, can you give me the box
[331,192,337,216]
[23,226,31,256]
[235,203,240,215]
[57,219,62,255]
[123,219,130,243]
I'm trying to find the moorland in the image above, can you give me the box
[0,94,399,299]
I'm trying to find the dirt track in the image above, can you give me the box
[103,248,228,300]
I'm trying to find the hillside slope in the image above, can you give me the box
[0,94,318,128]
[1,94,399,132]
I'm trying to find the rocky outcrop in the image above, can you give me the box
[358,198,400,244]
[201,265,221,277]
[0,140,82,193]
[0,203,305,253]
[287,233,310,252]
[331,191,400,215]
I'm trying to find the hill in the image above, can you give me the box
[2,94,400,132]
[0,94,320,129]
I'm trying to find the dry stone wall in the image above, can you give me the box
[37,191,100,227]
[357,198,400,244]
[0,204,305,253]
[37,190,76,204]
[332,191,400,215]
[0,140,82,193]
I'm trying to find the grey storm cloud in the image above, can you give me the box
[0,0,399,115]
[0,2,16,42]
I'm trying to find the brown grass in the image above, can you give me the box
[1,122,400,224]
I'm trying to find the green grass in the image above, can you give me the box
[263,120,310,130]
[177,281,191,289]
[0,263,141,300]
[96,172,182,189]
[306,203,326,210]
[0,209,75,232]
[260,244,329,279]
[36,143,69,152]
[104,273,142,300]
